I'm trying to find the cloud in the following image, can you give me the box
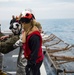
[31,2,74,19]
[0,0,8,2]
[0,0,33,2]
[54,0,74,2]
[0,0,74,20]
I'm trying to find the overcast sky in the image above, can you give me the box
[0,0,74,20]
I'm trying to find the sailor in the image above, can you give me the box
[20,12,44,75]
[0,22,22,54]
[14,9,43,47]
[10,15,16,25]
[0,22,21,75]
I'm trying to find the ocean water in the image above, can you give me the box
[0,19,74,45]
[38,19,74,45]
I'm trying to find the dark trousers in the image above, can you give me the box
[26,60,43,75]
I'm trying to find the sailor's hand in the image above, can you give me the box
[0,35,9,40]
[25,65,31,75]
[13,39,22,48]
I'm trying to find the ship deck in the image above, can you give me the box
[0,33,74,75]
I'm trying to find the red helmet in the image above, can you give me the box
[22,13,32,19]
[20,13,32,23]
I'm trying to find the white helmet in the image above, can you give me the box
[9,22,22,35]
[22,8,34,17]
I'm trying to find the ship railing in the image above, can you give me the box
[42,33,74,75]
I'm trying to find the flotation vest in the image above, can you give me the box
[22,31,44,63]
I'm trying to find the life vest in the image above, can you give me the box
[22,31,44,63]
